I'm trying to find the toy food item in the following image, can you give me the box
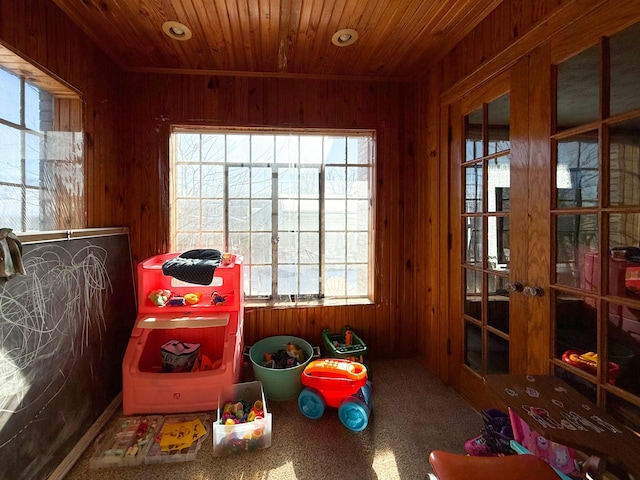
[148,289,172,306]
[184,292,202,305]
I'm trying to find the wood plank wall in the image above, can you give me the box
[122,73,417,356]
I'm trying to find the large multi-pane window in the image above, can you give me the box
[0,49,84,233]
[170,129,375,301]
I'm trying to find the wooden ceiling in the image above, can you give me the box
[51,0,503,81]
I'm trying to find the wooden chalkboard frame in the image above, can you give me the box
[0,228,137,480]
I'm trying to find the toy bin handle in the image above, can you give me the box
[304,359,367,381]
[313,346,321,358]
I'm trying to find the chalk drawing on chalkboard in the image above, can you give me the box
[0,243,111,446]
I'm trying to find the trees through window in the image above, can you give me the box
[170,129,375,302]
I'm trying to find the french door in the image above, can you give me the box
[449,18,640,436]
[448,55,553,398]
[548,22,640,433]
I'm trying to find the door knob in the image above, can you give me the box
[505,282,523,292]
[523,285,544,297]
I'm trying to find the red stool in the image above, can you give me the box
[429,450,562,480]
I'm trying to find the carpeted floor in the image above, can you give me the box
[64,358,482,480]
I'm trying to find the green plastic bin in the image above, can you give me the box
[246,335,318,401]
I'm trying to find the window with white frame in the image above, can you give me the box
[0,50,84,233]
[170,129,375,301]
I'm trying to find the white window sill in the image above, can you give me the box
[245,297,374,309]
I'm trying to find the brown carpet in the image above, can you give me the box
[64,358,482,480]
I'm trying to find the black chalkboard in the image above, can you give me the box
[0,232,136,480]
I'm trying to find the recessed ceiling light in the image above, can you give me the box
[162,21,192,41]
[332,28,359,47]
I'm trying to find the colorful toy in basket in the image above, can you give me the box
[213,381,272,456]
[298,358,372,432]
[322,326,367,362]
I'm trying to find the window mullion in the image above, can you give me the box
[223,161,229,252]
[272,165,278,299]
[320,164,325,297]
[296,157,301,299]
[198,134,204,248]
[20,78,27,231]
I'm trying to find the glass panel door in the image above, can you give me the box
[462,92,512,376]
[552,21,640,434]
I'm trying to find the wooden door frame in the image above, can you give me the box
[446,66,551,407]
[447,71,514,405]
[522,44,552,375]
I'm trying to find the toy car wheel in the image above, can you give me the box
[338,398,369,432]
[298,387,325,419]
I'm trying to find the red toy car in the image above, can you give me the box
[297,358,372,431]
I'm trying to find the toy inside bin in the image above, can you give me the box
[213,381,272,456]
[322,326,367,362]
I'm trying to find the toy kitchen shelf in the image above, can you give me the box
[122,253,244,415]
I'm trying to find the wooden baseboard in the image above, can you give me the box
[47,392,122,480]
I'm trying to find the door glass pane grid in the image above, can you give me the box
[554,291,598,375]
[555,214,599,290]
[487,215,510,273]
[465,320,483,374]
[487,155,510,213]
[464,215,483,267]
[462,96,511,378]
[464,162,483,213]
[465,107,484,161]
[488,273,510,335]
[464,267,482,321]
[609,118,640,207]
[487,154,511,275]
[487,93,511,154]
[556,44,600,131]
[610,21,640,117]
[606,300,639,389]
[553,24,640,422]
[487,331,510,374]
[555,132,600,209]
